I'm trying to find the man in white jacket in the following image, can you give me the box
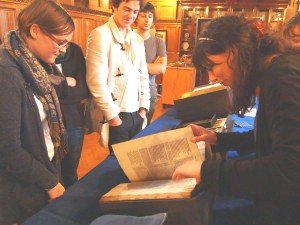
[86,0,150,153]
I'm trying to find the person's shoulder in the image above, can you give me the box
[88,23,112,45]
[154,35,163,42]
[90,23,111,36]
[268,54,300,77]
[69,42,80,49]
[262,54,300,88]
[0,48,21,74]
[153,35,165,44]
[0,56,24,88]
[68,42,83,53]
[131,31,144,44]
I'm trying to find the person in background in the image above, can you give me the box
[284,11,300,50]
[0,0,74,224]
[86,0,150,153]
[55,42,89,188]
[135,2,167,124]
[172,16,300,225]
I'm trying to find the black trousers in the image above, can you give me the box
[108,111,144,153]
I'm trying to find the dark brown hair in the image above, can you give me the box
[139,2,156,21]
[193,16,286,115]
[111,0,143,9]
[18,0,75,37]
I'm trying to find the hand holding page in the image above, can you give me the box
[112,127,204,182]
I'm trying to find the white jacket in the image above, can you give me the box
[86,16,150,121]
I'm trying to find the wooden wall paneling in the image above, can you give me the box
[89,0,111,13]
[0,0,109,55]
[72,16,84,48]
[156,3,177,20]
[82,18,96,54]
[67,10,109,55]
[96,17,106,27]
[58,0,74,5]
[0,1,27,40]
[161,66,196,105]
[150,0,177,20]
[156,21,181,63]
[81,16,108,54]
[0,7,17,39]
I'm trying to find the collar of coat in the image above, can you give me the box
[108,16,143,47]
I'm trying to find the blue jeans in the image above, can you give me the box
[147,84,158,125]
[61,126,85,188]
[108,112,144,154]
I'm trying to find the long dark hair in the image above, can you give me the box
[193,16,285,115]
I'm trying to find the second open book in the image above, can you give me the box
[100,127,205,203]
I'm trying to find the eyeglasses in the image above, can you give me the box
[40,28,69,48]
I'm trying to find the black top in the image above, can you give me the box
[55,42,89,128]
[201,54,300,224]
[0,47,60,223]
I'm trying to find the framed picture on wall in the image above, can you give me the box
[156,30,167,45]
[196,18,212,42]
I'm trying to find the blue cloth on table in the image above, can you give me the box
[212,197,253,225]
[22,106,256,225]
[22,156,128,225]
[135,107,181,138]
[227,113,255,159]
[89,213,167,225]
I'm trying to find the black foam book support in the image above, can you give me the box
[174,88,232,123]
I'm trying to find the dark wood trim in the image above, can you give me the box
[178,0,289,9]
[62,4,112,16]
[156,20,181,24]
[2,0,30,3]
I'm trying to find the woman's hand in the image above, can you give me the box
[109,116,122,126]
[66,77,76,87]
[188,124,217,144]
[138,108,147,118]
[47,182,65,202]
[172,160,203,183]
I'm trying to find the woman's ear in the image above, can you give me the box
[229,48,237,58]
[29,24,39,40]
[227,48,236,67]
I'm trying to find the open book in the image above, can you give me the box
[100,127,205,203]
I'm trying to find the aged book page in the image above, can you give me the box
[181,83,226,98]
[112,127,205,182]
[100,178,197,202]
[101,128,204,202]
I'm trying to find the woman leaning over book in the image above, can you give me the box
[172,16,300,225]
[0,0,74,224]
